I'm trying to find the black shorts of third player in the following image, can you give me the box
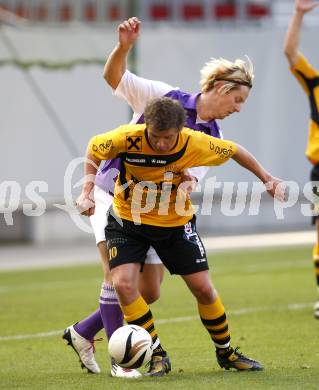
[311,163,319,224]
[105,213,208,275]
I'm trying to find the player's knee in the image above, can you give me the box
[192,283,214,302]
[113,277,136,298]
[142,289,160,304]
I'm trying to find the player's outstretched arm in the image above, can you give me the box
[103,17,141,89]
[232,144,285,201]
[284,0,319,67]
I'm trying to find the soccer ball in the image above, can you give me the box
[108,325,153,368]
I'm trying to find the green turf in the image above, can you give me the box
[0,246,318,390]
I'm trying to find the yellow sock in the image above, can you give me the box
[312,244,319,290]
[198,296,230,349]
[312,244,319,260]
[121,295,158,342]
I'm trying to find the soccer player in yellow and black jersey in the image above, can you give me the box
[90,120,236,228]
[77,97,284,376]
[284,0,319,318]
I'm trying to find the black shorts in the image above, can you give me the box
[105,213,208,275]
[311,163,319,224]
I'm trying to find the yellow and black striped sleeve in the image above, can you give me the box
[290,53,319,96]
[88,126,127,161]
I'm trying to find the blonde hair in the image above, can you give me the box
[200,56,254,94]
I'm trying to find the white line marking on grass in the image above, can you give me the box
[0,330,62,340]
[156,302,313,324]
[0,302,313,341]
[0,259,310,294]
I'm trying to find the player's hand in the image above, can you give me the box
[295,0,319,14]
[265,177,286,202]
[75,192,95,217]
[118,17,141,50]
[180,170,198,196]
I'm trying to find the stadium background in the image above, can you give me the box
[1,0,319,244]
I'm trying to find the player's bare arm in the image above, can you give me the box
[179,170,198,196]
[75,151,100,217]
[284,0,319,67]
[103,17,141,89]
[296,0,319,13]
[232,144,285,201]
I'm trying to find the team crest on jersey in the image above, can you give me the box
[126,136,142,152]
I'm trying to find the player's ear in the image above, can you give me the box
[213,81,225,94]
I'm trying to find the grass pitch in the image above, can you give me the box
[0,246,319,390]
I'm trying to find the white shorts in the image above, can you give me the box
[90,186,162,265]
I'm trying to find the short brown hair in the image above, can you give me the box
[144,97,186,132]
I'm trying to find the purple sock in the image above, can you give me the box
[99,282,123,340]
[74,308,103,340]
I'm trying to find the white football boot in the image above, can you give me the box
[63,325,101,374]
[110,358,142,378]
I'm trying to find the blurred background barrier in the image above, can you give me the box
[2,0,319,27]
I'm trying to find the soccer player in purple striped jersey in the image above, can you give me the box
[63,16,254,377]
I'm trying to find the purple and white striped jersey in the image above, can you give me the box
[95,70,222,193]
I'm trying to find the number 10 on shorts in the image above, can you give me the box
[108,246,118,260]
